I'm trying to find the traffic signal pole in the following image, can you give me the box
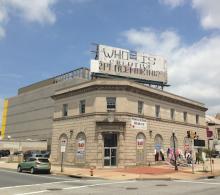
[191,138,195,174]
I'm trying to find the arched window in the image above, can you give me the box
[154,134,164,161]
[154,134,163,149]
[136,133,146,164]
[75,132,86,163]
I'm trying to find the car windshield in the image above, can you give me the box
[38,159,49,163]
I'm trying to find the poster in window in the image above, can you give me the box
[137,138,144,150]
[76,139,85,156]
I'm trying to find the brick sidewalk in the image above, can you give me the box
[0,158,220,180]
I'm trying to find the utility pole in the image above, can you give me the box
[191,137,194,174]
[172,130,178,171]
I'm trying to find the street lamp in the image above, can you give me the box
[172,130,178,171]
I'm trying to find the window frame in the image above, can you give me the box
[138,101,144,115]
[62,104,68,117]
[155,105,160,118]
[106,97,116,111]
[196,114,199,125]
[79,100,86,114]
[170,108,175,121]
[183,112,187,123]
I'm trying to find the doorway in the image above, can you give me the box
[103,133,117,167]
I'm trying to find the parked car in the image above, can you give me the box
[0,150,10,157]
[23,150,50,160]
[23,150,41,160]
[41,151,50,158]
[211,151,220,158]
[13,151,23,155]
[17,157,51,174]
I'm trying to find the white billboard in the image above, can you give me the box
[91,44,167,84]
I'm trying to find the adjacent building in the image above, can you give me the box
[1,68,90,149]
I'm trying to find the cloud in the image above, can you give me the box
[122,27,220,114]
[159,0,186,8]
[192,0,220,30]
[160,0,220,30]
[0,0,57,39]
[7,0,57,24]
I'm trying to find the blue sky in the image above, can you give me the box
[0,0,220,118]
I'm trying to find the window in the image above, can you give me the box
[183,112,187,122]
[62,104,68,117]
[106,97,116,111]
[196,114,199,124]
[79,100,86,114]
[217,129,220,140]
[170,108,175,120]
[155,105,160,118]
[29,158,36,162]
[138,101,144,114]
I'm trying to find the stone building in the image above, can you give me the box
[50,78,207,168]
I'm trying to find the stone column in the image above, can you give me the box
[118,133,125,168]
[96,133,103,168]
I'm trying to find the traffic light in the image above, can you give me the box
[187,131,198,139]
[187,131,190,138]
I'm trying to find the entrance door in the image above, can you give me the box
[103,133,117,167]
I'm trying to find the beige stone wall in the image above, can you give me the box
[54,90,205,127]
[51,80,207,168]
[50,116,97,167]
[51,113,206,168]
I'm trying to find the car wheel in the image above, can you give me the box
[47,170,51,174]
[30,167,35,174]
[17,166,22,172]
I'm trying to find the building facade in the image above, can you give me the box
[50,78,207,168]
[2,68,90,149]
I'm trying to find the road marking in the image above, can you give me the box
[174,180,220,185]
[14,180,137,195]
[63,180,137,190]
[0,169,72,180]
[0,180,78,190]
[15,190,48,195]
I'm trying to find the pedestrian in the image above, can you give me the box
[167,148,170,158]
[195,152,200,164]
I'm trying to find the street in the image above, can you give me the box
[1,168,220,195]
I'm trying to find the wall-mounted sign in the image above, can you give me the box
[131,117,147,130]
[91,44,167,84]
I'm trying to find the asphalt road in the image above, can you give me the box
[1,168,220,195]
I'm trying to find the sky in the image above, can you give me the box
[0,0,220,124]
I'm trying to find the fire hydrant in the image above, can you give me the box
[90,167,94,176]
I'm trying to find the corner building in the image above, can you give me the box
[50,78,207,168]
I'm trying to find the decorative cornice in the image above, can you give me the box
[52,84,207,112]
[53,112,206,129]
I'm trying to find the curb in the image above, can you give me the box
[197,175,216,180]
[136,177,172,181]
[52,172,103,180]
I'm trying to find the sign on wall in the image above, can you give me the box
[91,44,167,84]
[131,117,147,130]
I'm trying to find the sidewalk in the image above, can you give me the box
[0,158,220,181]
